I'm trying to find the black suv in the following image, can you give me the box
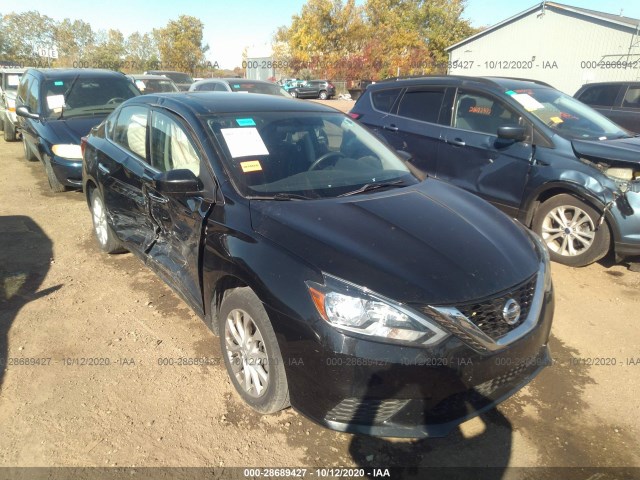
[15,68,139,192]
[350,76,640,267]
[574,81,640,133]
[289,80,336,100]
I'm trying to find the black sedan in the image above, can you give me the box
[82,92,554,438]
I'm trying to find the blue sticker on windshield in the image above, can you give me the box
[505,90,516,96]
[233,84,240,88]
[236,118,256,126]
[54,81,64,86]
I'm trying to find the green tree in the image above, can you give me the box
[0,10,56,64]
[125,32,159,72]
[88,29,125,70]
[54,18,94,66]
[153,15,209,73]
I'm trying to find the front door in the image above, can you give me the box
[436,89,534,216]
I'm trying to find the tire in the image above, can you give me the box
[89,187,125,254]
[319,90,328,100]
[532,194,610,267]
[219,287,289,414]
[43,155,67,192]
[4,122,16,142]
[23,137,37,161]
[290,91,297,98]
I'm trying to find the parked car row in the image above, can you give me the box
[0,67,25,141]
[350,75,640,267]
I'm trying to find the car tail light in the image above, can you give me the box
[80,136,88,158]
[348,112,362,120]
[328,83,335,89]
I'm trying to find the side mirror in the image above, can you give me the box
[497,125,527,141]
[16,105,40,120]
[152,169,202,194]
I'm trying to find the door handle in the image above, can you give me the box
[383,124,399,132]
[147,191,169,204]
[447,138,466,147]
[98,163,111,174]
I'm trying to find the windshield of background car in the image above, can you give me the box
[137,79,178,93]
[43,77,139,119]
[207,111,417,198]
[4,73,22,90]
[507,87,629,140]
[229,82,291,97]
[164,73,194,84]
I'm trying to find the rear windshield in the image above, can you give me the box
[43,76,139,119]
[163,72,193,84]
[229,82,290,97]
[136,78,179,93]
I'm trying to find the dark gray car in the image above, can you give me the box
[574,81,640,133]
[350,76,640,267]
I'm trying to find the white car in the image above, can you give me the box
[0,67,26,142]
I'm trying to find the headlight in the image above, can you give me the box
[306,274,448,345]
[52,144,82,160]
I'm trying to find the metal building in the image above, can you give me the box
[446,2,640,94]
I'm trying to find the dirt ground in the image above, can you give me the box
[1,99,639,476]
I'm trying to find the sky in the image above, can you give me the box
[4,0,640,69]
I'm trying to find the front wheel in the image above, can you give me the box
[23,137,37,161]
[43,155,67,192]
[532,194,610,267]
[290,91,297,98]
[219,287,289,414]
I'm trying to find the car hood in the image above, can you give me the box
[43,116,108,145]
[250,180,539,305]
[572,137,640,166]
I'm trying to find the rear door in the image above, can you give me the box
[436,89,534,215]
[142,109,214,315]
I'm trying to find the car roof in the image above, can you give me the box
[130,74,175,81]
[25,68,129,80]
[374,75,553,91]
[193,78,275,85]
[577,81,640,87]
[129,91,340,115]
[0,68,26,74]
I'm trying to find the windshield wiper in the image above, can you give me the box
[338,180,406,197]
[271,193,314,201]
[56,74,80,120]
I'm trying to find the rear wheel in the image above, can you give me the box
[532,194,610,267]
[219,287,289,414]
[319,90,328,100]
[89,188,125,254]
[4,122,16,142]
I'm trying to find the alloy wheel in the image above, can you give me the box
[92,193,109,247]
[541,205,596,257]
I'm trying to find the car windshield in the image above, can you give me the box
[44,76,139,119]
[207,111,418,199]
[507,87,630,140]
[136,78,178,93]
[163,72,193,84]
[229,82,291,97]
[4,73,22,90]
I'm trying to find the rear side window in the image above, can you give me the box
[622,86,640,108]
[397,89,445,123]
[577,85,621,107]
[113,106,148,159]
[371,88,402,113]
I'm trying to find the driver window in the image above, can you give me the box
[454,91,521,135]
[150,112,201,176]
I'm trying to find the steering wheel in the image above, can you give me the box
[106,97,125,105]
[308,151,346,171]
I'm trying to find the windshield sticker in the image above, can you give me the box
[7,76,19,86]
[135,80,146,91]
[236,118,256,127]
[505,90,516,96]
[469,105,491,115]
[46,94,66,110]
[240,160,263,173]
[54,81,64,86]
[220,127,269,158]
[549,116,563,124]
[511,93,544,111]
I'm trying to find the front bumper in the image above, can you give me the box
[50,155,83,188]
[268,284,554,438]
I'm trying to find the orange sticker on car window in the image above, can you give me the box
[240,160,263,172]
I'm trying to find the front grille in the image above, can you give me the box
[455,274,537,340]
[326,398,410,425]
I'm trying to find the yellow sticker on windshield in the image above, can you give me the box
[240,160,263,172]
[550,116,563,124]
